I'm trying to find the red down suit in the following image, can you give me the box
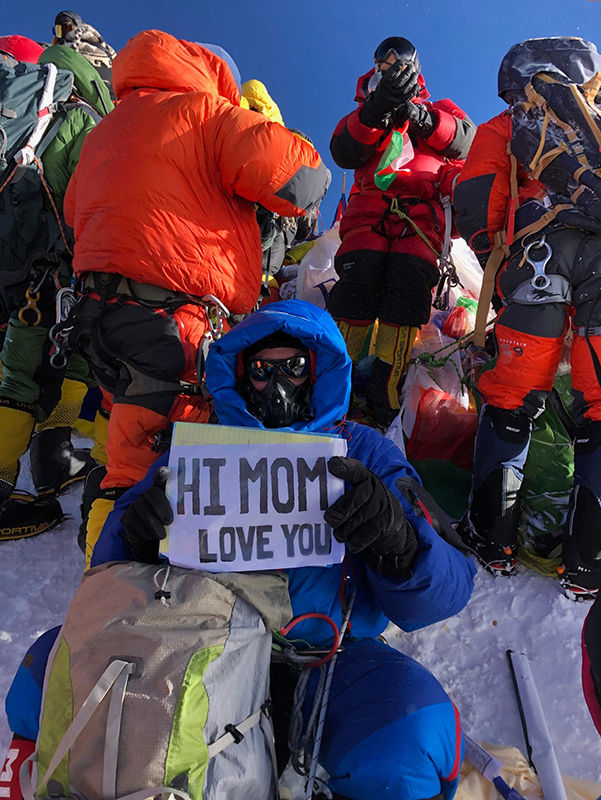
[327,67,474,427]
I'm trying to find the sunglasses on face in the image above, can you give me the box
[247,354,310,382]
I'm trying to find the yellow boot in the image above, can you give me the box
[85,496,117,568]
[0,405,35,497]
[336,319,374,363]
[368,323,418,428]
[90,407,109,465]
[36,378,87,434]
[79,465,127,569]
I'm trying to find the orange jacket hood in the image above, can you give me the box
[113,29,241,103]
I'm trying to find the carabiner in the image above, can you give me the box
[49,347,68,370]
[201,294,230,340]
[55,286,77,325]
[432,259,459,311]
[524,235,552,290]
[17,287,42,327]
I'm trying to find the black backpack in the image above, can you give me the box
[504,37,601,233]
[0,60,73,287]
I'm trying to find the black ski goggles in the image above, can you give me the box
[374,47,402,66]
[53,22,76,39]
[247,354,310,382]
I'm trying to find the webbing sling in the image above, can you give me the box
[471,234,506,348]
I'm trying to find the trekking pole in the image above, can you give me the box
[507,650,568,800]
[464,735,526,800]
[303,585,358,800]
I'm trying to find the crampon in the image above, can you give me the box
[457,516,518,577]
[558,565,600,602]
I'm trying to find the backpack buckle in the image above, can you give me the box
[224,723,245,744]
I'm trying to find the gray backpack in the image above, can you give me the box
[21,561,292,800]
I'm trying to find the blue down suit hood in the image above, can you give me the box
[205,299,351,431]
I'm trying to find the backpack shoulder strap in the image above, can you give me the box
[35,107,69,161]
[471,232,507,348]
[63,99,102,125]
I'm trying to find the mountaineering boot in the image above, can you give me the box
[78,464,106,553]
[90,405,109,464]
[0,480,63,543]
[559,421,601,600]
[336,319,374,364]
[460,404,532,575]
[559,485,601,601]
[0,403,36,487]
[0,404,62,541]
[79,465,127,567]
[29,426,97,495]
[368,323,418,430]
[458,468,522,576]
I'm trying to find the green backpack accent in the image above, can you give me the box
[21,561,292,800]
[0,60,73,287]
[519,372,574,568]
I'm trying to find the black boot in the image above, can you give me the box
[559,485,601,601]
[458,468,522,576]
[30,426,97,495]
[0,477,63,542]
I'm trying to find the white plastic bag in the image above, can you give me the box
[295,228,340,308]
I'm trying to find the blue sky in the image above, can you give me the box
[4,0,601,224]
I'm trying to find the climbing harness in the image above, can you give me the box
[524,234,552,290]
[388,196,440,258]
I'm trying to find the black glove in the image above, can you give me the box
[324,456,418,577]
[121,466,173,563]
[359,62,420,129]
[402,101,437,138]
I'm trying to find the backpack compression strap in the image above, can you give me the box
[20,659,135,800]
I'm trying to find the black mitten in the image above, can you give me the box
[121,466,173,563]
[359,62,420,129]
[324,456,418,576]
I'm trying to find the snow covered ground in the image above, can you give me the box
[1,447,600,784]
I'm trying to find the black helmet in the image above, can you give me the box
[54,10,83,26]
[374,36,420,74]
[498,37,601,101]
[53,10,83,38]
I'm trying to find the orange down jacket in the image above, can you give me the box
[64,30,330,314]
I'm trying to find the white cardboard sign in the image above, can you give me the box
[165,440,347,572]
